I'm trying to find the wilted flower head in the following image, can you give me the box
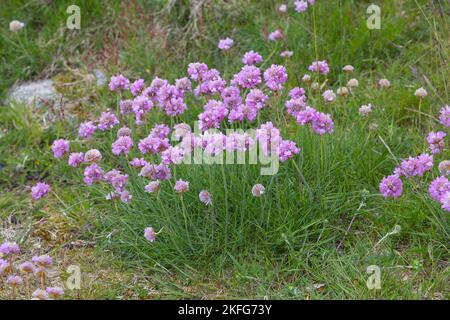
[0,241,20,256]
[46,287,64,299]
[32,254,52,267]
[438,160,450,176]
[251,184,265,197]
[342,65,354,73]
[218,37,234,51]
[84,149,102,163]
[31,182,51,200]
[32,289,49,300]
[145,181,160,193]
[18,261,35,274]
[347,78,359,88]
[10,20,25,32]
[359,104,373,117]
[144,227,157,242]
[174,180,189,193]
[337,87,349,97]
[379,175,403,198]
[109,74,130,91]
[322,90,336,103]
[199,190,212,205]
[242,50,263,65]
[6,275,23,286]
[51,139,70,158]
[415,87,427,99]
[302,74,312,83]
[439,105,450,127]
[68,152,85,167]
[378,78,391,88]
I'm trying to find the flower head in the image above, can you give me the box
[379,175,403,198]
[439,105,450,127]
[251,184,265,197]
[112,136,133,155]
[83,164,104,185]
[32,254,52,267]
[145,181,160,193]
[218,37,234,51]
[31,182,51,200]
[32,289,49,300]
[144,227,157,242]
[294,0,308,12]
[268,29,283,41]
[242,51,263,65]
[264,64,288,91]
[199,190,212,205]
[174,180,189,193]
[97,111,119,131]
[9,20,25,32]
[78,121,96,139]
[415,87,427,99]
[109,74,130,91]
[7,275,23,286]
[51,139,70,158]
[68,152,85,167]
[84,149,102,163]
[427,131,446,154]
[359,104,373,117]
[0,241,20,256]
[46,287,64,299]
[429,176,450,201]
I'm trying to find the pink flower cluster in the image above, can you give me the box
[0,242,64,300]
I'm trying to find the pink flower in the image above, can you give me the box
[144,227,157,242]
[78,121,96,139]
[427,131,446,154]
[117,126,132,137]
[233,65,262,89]
[379,175,403,198]
[31,182,51,200]
[439,105,450,127]
[308,60,330,75]
[199,190,212,205]
[112,136,133,155]
[0,241,20,255]
[83,164,104,185]
[440,191,450,212]
[264,64,288,91]
[32,254,52,267]
[109,74,130,91]
[294,0,308,12]
[145,181,160,193]
[218,37,234,50]
[18,261,35,273]
[32,289,49,300]
[130,79,145,96]
[279,4,287,13]
[51,139,70,158]
[174,179,189,193]
[429,176,450,201]
[278,140,300,161]
[359,104,373,116]
[6,275,23,286]
[311,112,334,135]
[68,152,85,167]
[322,90,336,103]
[280,50,293,58]
[242,51,263,65]
[46,287,64,299]
[268,29,283,41]
[251,184,265,197]
[130,157,148,168]
[84,149,102,163]
[97,111,119,131]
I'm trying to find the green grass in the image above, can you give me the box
[0,0,449,299]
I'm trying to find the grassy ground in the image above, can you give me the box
[0,0,449,299]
